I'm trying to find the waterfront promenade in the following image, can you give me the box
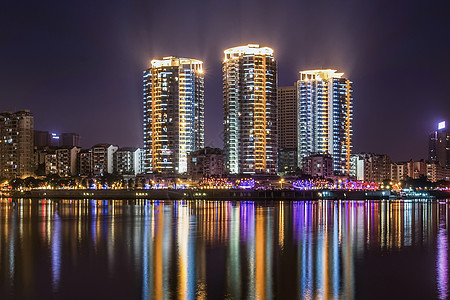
[3,189,449,200]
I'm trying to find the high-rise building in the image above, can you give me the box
[429,121,450,168]
[143,56,204,174]
[0,110,34,179]
[278,84,298,173]
[223,44,277,174]
[297,69,353,175]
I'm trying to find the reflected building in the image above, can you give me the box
[0,198,446,299]
[298,70,353,175]
[143,57,205,174]
[223,44,278,174]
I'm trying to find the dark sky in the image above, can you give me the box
[1,0,450,162]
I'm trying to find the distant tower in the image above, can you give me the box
[429,121,450,168]
[143,57,204,174]
[223,44,278,174]
[0,110,34,178]
[61,133,81,147]
[278,84,298,172]
[297,70,353,175]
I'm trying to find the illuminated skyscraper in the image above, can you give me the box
[298,70,353,175]
[223,44,277,174]
[143,57,204,174]
[429,121,450,168]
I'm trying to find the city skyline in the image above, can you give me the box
[1,0,450,162]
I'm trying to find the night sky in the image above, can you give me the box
[1,0,449,162]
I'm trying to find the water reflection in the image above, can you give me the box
[0,199,449,299]
[437,203,448,300]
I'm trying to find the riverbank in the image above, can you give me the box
[3,189,449,200]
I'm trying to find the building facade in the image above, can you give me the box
[78,149,92,176]
[0,110,34,179]
[297,70,353,175]
[55,146,80,176]
[302,153,334,178]
[34,130,51,148]
[391,159,427,181]
[223,44,277,174]
[350,153,391,182]
[187,147,224,179]
[143,56,204,174]
[429,121,449,168]
[92,144,118,176]
[278,84,298,173]
[61,133,81,147]
[114,147,143,175]
[45,152,57,175]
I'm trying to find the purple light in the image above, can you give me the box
[238,179,255,189]
[437,224,448,299]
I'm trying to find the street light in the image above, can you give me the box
[279,178,285,189]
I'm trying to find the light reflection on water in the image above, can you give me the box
[0,198,449,299]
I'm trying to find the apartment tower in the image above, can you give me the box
[298,69,353,175]
[278,84,298,172]
[143,57,204,174]
[0,110,34,179]
[223,44,277,174]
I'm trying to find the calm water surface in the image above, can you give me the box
[0,199,449,299]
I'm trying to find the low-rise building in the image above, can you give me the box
[302,153,334,178]
[391,159,427,181]
[56,146,80,176]
[391,162,407,182]
[44,146,80,176]
[187,147,224,179]
[45,152,57,175]
[114,147,143,175]
[350,153,391,183]
[92,144,118,176]
[426,162,450,182]
[78,149,92,176]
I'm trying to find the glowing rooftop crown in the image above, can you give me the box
[150,56,203,73]
[299,69,345,81]
[224,44,274,61]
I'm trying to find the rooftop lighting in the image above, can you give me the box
[223,44,274,61]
